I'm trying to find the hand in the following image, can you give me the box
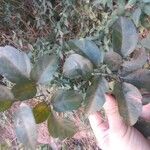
[88,95,150,150]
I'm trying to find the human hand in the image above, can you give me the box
[88,95,150,150]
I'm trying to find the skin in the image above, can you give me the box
[88,95,150,150]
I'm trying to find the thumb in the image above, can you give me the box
[104,94,127,132]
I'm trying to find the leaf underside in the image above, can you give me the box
[52,90,83,112]
[14,103,37,149]
[0,46,31,83]
[68,38,104,66]
[63,54,93,79]
[31,54,59,84]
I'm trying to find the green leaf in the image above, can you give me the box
[104,51,122,71]
[12,80,37,100]
[85,77,109,115]
[47,109,77,139]
[33,102,50,124]
[68,39,104,66]
[143,4,150,16]
[52,90,82,112]
[141,34,150,49]
[0,101,13,112]
[31,54,59,84]
[0,85,14,112]
[122,69,150,91]
[63,54,93,79]
[113,82,142,125]
[134,119,150,138]
[0,46,31,83]
[121,48,147,75]
[131,7,141,27]
[141,14,150,29]
[112,17,138,57]
[14,103,37,149]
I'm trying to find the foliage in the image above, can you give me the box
[0,0,150,149]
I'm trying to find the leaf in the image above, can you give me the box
[131,7,141,27]
[33,102,50,124]
[126,0,137,6]
[68,39,104,66]
[143,4,150,16]
[122,69,150,91]
[30,54,59,84]
[14,103,37,149]
[63,54,93,79]
[12,80,37,100]
[134,119,150,138]
[141,34,150,49]
[121,48,147,75]
[0,85,14,101]
[0,101,13,112]
[52,90,83,112]
[104,51,122,71]
[0,46,31,83]
[141,14,150,29]
[143,0,150,3]
[113,82,142,125]
[47,109,77,139]
[112,17,138,57]
[0,85,14,112]
[142,93,150,105]
[85,77,109,115]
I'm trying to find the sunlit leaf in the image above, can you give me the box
[112,17,138,57]
[113,82,142,125]
[12,80,37,100]
[14,103,37,149]
[52,90,83,112]
[121,48,147,75]
[63,54,93,79]
[33,102,50,124]
[68,38,104,66]
[31,54,59,84]
[0,101,13,112]
[0,85,14,112]
[104,51,122,71]
[132,7,141,26]
[85,77,109,115]
[122,69,150,91]
[0,46,31,83]
[47,109,77,139]
[134,119,150,138]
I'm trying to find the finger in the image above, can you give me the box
[88,112,109,143]
[104,94,126,132]
[141,103,150,121]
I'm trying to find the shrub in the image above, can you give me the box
[0,0,150,149]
